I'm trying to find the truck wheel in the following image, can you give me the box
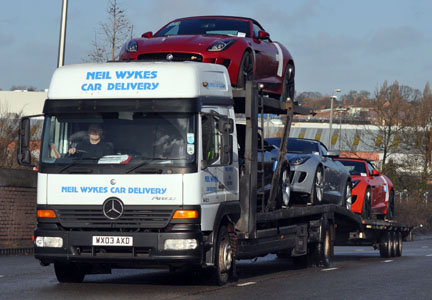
[54,262,86,283]
[214,225,233,285]
[390,232,397,257]
[386,190,395,220]
[281,63,295,102]
[236,51,253,89]
[313,221,333,267]
[361,187,372,219]
[396,232,403,257]
[379,232,392,258]
[310,167,324,205]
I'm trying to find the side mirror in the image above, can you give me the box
[218,118,234,133]
[141,31,153,38]
[258,30,270,40]
[218,118,234,165]
[18,117,32,165]
[371,169,380,176]
[325,150,340,158]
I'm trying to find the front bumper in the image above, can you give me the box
[34,228,204,268]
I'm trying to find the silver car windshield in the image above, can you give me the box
[40,112,196,165]
[287,140,319,154]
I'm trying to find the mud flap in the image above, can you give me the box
[291,224,308,256]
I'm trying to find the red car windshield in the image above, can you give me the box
[339,160,367,175]
[154,18,251,37]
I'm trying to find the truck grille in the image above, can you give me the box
[55,207,174,230]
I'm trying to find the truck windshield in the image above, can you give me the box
[40,112,196,167]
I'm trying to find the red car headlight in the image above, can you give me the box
[207,40,236,52]
[126,40,138,52]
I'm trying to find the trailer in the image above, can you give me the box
[230,84,411,269]
[17,62,411,286]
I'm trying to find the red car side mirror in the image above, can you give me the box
[258,30,270,40]
[141,31,153,38]
[371,169,380,176]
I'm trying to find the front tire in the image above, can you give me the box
[213,225,234,285]
[361,187,372,219]
[236,51,253,89]
[278,165,291,207]
[310,167,324,205]
[344,181,352,210]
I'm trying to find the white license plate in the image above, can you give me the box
[92,236,133,246]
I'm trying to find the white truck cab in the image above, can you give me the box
[19,62,240,284]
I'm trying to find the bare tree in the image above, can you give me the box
[87,0,132,62]
[405,83,432,183]
[370,81,410,172]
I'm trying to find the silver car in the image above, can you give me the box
[266,138,352,209]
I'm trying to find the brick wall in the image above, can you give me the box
[0,168,37,249]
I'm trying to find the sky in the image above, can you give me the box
[1,0,431,96]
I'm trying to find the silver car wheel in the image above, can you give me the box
[281,169,291,206]
[345,182,352,210]
[315,169,324,203]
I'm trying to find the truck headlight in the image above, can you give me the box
[35,236,63,248]
[164,239,198,250]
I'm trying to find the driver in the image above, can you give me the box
[69,124,113,157]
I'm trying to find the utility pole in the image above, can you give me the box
[328,88,341,149]
[57,0,68,67]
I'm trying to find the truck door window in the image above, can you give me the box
[202,115,220,165]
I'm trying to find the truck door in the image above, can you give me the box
[201,110,236,204]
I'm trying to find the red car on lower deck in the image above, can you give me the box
[335,158,394,220]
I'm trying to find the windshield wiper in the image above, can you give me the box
[125,157,185,174]
[58,163,94,174]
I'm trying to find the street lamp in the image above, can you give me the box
[328,88,341,149]
[57,0,68,67]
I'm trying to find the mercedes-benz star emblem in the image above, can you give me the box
[102,198,124,220]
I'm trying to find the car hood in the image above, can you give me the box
[135,35,238,52]
[286,153,313,159]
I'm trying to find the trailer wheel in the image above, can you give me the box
[361,187,372,219]
[396,231,403,257]
[213,225,233,285]
[54,262,86,283]
[310,167,324,205]
[236,51,253,89]
[379,232,392,258]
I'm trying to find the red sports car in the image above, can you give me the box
[119,16,295,101]
[335,158,394,220]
